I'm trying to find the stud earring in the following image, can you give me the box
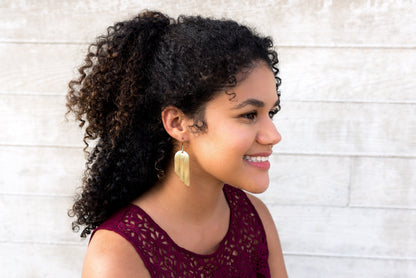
[174,139,190,186]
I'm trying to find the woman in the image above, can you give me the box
[67,10,288,277]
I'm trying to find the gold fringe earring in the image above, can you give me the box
[174,140,190,186]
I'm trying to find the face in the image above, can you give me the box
[186,63,281,193]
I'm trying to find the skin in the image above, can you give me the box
[82,63,288,277]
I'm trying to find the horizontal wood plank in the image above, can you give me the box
[2,43,415,104]
[3,145,412,211]
[276,101,416,157]
[2,94,415,157]
[0,150,352,206]
[2,194,415,260]
[0,94,84,147]
[1,0,415,46]
[284,254,416,278]
[3,242,416,278]
[0,242,86,278]
[279,47,416,103]
[350,157,416,209]
[2,243,416,278]
[0,144,352,206]
[0,146,84,196]
[0,43,87,95]
[270,205,416,259]
[0,195,85,243]
[259,154,350,206]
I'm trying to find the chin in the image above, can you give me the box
[237,181,269,194]
[249,184,269,194]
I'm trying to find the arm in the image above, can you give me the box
[82,229,151,278]
[246,194,288,278]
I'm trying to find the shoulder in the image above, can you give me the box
[82,229,151,278]
[245,193,288,278]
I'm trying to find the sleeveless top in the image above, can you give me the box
[93,184,271,277]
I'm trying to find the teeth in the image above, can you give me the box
[243,155,269,162]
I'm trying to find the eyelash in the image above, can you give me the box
[242,112,257,120]
[241,108,280,121]
[269,107,279,119]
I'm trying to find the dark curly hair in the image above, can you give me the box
[67,10,281,237]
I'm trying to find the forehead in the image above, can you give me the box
[219,64,278,106]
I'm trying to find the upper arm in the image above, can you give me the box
[246,193,288,278]
[82,229,151,278]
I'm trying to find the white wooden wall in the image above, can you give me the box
[1,0,415,277]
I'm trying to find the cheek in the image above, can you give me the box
[222,126,256,152]
[189,118,256,169]
[203,128,254,164]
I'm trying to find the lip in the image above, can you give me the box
[243,152,272,170]
[245,152,272,157]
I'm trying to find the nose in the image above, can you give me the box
[256,118,282,146]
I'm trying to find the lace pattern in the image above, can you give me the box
[95,185,270,277]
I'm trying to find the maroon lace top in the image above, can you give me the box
[93,184,270,277]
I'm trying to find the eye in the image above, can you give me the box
[269,107,279,119]
[241,111,257,121]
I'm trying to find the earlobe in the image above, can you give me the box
[161,106,189,141]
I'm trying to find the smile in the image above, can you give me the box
[243,155,269,162]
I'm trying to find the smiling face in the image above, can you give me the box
[185,62,281,193]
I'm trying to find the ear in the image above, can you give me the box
[161,106,191,142]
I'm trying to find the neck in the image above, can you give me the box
[135,166,227,224]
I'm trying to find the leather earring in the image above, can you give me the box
[174,140,190,186]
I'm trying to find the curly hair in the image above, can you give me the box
[67,10,281,237]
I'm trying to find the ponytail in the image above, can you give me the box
[67,11,172,237]
[67,11,171,145]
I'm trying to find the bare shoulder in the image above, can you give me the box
[246,193,288,278]
[82,229,150,278]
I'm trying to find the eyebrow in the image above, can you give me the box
[232,98,280,109]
